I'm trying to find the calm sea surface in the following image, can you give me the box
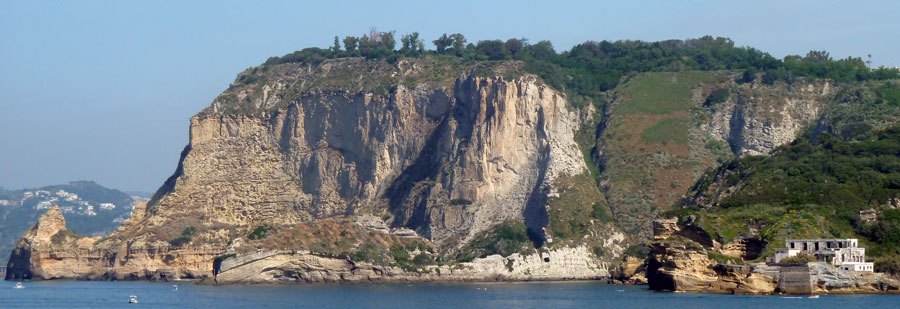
[0,280,896,308]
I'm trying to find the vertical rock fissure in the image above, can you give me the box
[523,110,550,248]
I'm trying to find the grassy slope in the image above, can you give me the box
[601,71,731,236]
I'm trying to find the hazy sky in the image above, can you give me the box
[1,0,898,192]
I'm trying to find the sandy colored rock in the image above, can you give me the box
[6,58,620,283]
[214,245,608,284]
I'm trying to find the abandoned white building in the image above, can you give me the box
[771,239,874,272]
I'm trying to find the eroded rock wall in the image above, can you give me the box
[213,245,607,284]
[8,59,614,282]
[703,80,831,156]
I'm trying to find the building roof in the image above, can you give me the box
[785,238,857,242]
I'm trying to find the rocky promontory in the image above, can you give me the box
[639,218,900,294]
[6,57,623,283]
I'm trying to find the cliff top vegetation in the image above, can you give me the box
[244,29,898,111]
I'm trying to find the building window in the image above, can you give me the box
[815,243,819,250]
[790,242,795,249]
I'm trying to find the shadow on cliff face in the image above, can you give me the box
[727,96,747,156]
[147,144,191,212]
[384,118,448,235]
[523,110,550,248]
[5,246,33,280]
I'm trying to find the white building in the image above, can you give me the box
[772,239,874,272]
[99,203,116,210]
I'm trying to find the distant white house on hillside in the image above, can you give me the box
[771,238,873,272]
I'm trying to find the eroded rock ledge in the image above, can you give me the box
[213,245,607,284]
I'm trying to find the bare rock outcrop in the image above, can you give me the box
[5,206,218,281]
[7,58,619,283]
[213,245,608,284]
[703,80,831,156]
[610,256,647,285]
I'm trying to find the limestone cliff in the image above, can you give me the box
[703,80,832,156]
[7,58,620,282]
[121,58,593,250]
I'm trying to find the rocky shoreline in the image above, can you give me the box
[607,218,900,295]
[5,206,609,284]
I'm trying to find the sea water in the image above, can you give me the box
[0,280,895,308]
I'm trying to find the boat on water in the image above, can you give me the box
[128,295,138,304]
[808,295,820,299]
[14,282,23,289]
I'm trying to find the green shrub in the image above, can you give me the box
[705,88,730,106]
[412,253,432,265]
[875,255,900,274]
[248,224,274,240]
[390,244,410,263]
[623,244,650,259]
[454,220,531,261]
[169,226,196,247]
[591,202,614,222]
[449,198,473,205]
[349,243,388,265]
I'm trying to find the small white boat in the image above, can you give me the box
[128,295,138,304]
[173,284,178,291]
[14,282,23,289]
[808,295,820,299]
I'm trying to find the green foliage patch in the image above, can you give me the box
[546,173,611,242]
[169,226,196,247]
[680,125,900,259]
[616,71,721,114]
[248,224,275,240]
[642,118,690,144]
[705,88,730,106]
[455,220,531,261]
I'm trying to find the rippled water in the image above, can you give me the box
[0,280,896,308]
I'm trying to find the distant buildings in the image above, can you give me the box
[772,239,874,272]
[20,189,102,216]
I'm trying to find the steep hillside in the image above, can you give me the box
[677,125,900,262]
[597,72,832,236]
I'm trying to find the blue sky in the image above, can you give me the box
[1,0,898,192]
